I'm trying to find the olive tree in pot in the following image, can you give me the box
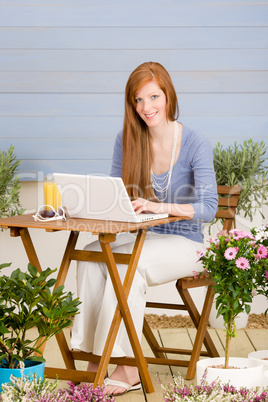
[196,228,267,389]
[212,139,268,224]
[0,262,81,388]
[0,145,25,219]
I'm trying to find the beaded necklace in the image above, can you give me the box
[151,121,178,201]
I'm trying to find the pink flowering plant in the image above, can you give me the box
[197,228,267,369]
[251,224,268,313]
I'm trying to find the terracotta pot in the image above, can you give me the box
[196,357,263,389]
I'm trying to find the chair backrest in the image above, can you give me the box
[215,185,242,231]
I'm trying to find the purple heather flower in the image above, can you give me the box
[224,247,238,260]
[235,257,250,270]
[257,245,268,259]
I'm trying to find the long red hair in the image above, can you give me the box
[122,62,179,199]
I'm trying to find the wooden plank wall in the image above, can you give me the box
[0,1,267,180]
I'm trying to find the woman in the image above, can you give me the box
[71,62,218,396]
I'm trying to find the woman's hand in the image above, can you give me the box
[131,198,162,215]
[131,198,195,219]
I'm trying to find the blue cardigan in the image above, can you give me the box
[111,124,218,243]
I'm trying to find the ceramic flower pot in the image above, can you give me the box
[263,371,268,388]
[196,357,263,389]
[248,350,268,387]
[248,350,268,370]
[0,360,45,392]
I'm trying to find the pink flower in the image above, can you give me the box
[229,229,242,239]
[224,247,238,260]
[209,237,219,245]
[257,245,268,259]
[240,231,255,240]
[193,270,200,279]
[265,271,268,280]
[235,257,250,270]
[217,230,228,237]
[196,250,205,262]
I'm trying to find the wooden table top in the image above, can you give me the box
[0,213,189,235]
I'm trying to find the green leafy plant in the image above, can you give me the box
[0,263,81,369]
[197,228,267,369]
[213,140,268,221]
[0,145,25,219]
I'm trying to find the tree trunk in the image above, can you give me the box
[225,316,234,369]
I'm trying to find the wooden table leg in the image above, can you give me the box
[96,229,154,393]
[53,231,79,370]
[20,228,42,272]
[54,230,79,289]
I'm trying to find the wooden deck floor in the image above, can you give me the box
[43,327,268,401]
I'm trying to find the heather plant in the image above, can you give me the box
[197,228,267,369]
[0,374,60,402]
[0,374,115,401]
[58,382,115,401]
[160,371,268,401]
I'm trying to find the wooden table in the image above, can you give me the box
[0,213,188,393]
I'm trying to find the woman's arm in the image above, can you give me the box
[132,131,218,222]
[131,198,195,218]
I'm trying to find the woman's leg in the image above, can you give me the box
[71,232,205,394]
[102,232,205,395]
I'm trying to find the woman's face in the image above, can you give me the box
[134,80,167,128]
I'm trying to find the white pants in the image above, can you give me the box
[71,232,205,357]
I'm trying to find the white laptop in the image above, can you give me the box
[53,173,169,223]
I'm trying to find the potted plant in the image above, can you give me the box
[0,262,81,389]
[248,224,268,377]
[0,145,25,219]
[0,373,115,401]
[212,139,268,224]
[196,228,267,388]
[160,371,268,401]
[251,223,268,312]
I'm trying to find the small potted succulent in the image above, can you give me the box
[196,228,267,388]
[0,262,81,388]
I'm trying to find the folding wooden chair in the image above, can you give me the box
[143,184,242,379]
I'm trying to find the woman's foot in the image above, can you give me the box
[104,365,140,395]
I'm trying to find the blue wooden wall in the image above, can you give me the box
[0,1,267,181]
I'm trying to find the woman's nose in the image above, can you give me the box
[142,99,152,112]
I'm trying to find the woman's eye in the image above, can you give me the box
[135,98,142,103]
[152,95,158,99]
